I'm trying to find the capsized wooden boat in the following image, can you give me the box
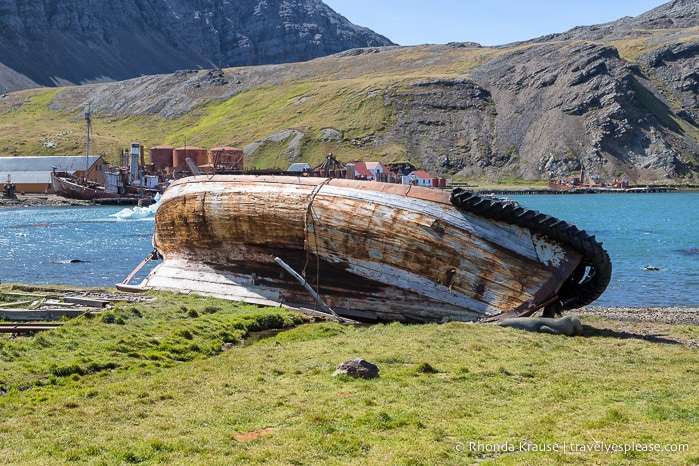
[118,175,611,322]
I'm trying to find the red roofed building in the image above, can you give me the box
[364,161,391,182]
[348,161,394,181]
[350,161,374,180]
[403,170,434,187]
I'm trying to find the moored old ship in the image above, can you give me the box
[51,142,162,204]
[118,175,611,322]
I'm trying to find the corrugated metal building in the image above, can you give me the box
[287,163,312,173]
[0,156,107,193]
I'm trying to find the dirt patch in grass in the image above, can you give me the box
[234,428,276,442]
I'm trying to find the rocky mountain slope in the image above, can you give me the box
[0,0,392,92]
[0,0,697,185]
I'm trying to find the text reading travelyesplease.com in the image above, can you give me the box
[456,441,690,455]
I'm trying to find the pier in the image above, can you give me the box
[459,186,679,196]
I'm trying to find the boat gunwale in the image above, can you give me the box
[164,174,451,204]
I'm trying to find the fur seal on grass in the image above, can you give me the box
[495,315,583,336]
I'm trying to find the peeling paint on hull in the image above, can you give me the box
[132,175,583,322]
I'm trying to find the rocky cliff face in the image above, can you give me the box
[366,45,697,183]
[380,0,699,183]
[0,0,393,92]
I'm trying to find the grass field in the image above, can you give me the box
[1,286,698,465]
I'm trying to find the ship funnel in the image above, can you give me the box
[130,142,141,183]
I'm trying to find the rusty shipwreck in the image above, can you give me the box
[118,175,611,322]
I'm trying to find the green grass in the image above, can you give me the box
[0,80,400,168]
[177,80,399,168]
[0,290,305,389]
[1,286,698,464]
[475,177,550,190]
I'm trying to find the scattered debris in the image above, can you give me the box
[0,289,153,322]
[0,323,61,334]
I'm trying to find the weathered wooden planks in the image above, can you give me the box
[142,175,583,322]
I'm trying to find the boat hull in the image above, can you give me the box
[51,172,122,200]
[51,172,148,202]
[130,175,592,322]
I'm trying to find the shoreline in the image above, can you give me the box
[1,282,697,325]
[2,284,696,346]
[571,306,699,349]
[0,193,93,208]
[3,185,698,209]
[573,306,699,325]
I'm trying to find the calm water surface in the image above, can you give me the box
[0,205,157,288]
[508,191,698,307]
[1,192,697,307]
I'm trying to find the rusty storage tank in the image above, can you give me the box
[208,146,244,170]
[149,146,175,170]
[173,146,207,168]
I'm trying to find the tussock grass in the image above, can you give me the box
[1,288,698,464]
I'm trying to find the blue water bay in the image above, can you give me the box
[1,205,157,288]
[1,191,697,307]
[509,192,698,307]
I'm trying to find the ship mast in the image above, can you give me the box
[84,106,91,182]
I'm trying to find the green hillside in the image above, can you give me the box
[0,46,498,168]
